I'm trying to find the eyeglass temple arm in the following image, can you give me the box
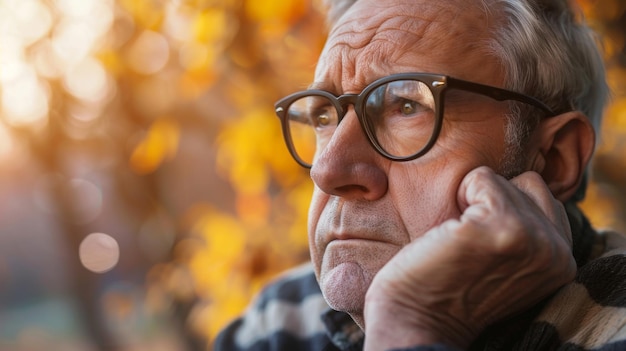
[446,77,556,116]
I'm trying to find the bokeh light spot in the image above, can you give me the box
[1,66,49,128]
[51,19,97,65]
[0,0,52,46]
[63,58,110,102]
[163,5,193,41]
[32,39,64,79]
[56,0,101,18]
[79,233,120,273]
[179,42,211,71]
[127,30,170,75]
[0,46,27,83]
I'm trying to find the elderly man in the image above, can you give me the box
[215,0,626,350]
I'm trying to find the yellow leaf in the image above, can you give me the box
[244,0,305,24]
[194,8,235,45]
[129,118,180,174]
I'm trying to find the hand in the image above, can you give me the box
[363,167,576,350]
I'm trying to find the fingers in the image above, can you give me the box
[457,166,573,248]
[510,172,573,247]
[458,166,543,212]
[364,166,578,350]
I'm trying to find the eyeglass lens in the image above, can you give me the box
[285,79,437,166]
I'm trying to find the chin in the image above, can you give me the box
[319,261,371,314]
[322,284,366,314]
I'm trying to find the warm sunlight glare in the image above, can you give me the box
[1,66,49,128]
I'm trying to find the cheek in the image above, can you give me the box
[438,112,508,167]
[388,163,465,240]
[388,116,509,239]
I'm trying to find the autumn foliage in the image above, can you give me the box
[0,0,624,350]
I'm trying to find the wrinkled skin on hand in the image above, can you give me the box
[363,167,577,350]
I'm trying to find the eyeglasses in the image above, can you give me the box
[275,73,555,169]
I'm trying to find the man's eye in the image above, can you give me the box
[317,114,331,126]
[401,101,417,115]
[312,107,336,128]
[395,99,429,117]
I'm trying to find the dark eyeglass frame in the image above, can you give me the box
[275,72,556,169]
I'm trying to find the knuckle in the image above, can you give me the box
[491,219,529,255]
[466,166,496,184]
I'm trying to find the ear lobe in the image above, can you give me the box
[535,111,596,202]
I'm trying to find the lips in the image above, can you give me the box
[329,232,395,244]
[315,198,408,247]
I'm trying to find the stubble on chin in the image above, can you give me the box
[309,195,409,322]
[321,261,370,314]
[317,239,400,325]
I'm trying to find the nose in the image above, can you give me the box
[310,108,388,201]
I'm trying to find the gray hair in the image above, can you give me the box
[487,0,608,200]
[322,0,609,200]
[489,0,608,131]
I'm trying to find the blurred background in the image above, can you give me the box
[0,0,624,350]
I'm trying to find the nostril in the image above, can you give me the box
[311,157,388,201]
[336,184,370,194]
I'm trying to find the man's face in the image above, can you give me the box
[307,0,520,324]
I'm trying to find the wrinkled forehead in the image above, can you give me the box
[315,0,501,90]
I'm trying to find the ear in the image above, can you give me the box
[528,111,596,202]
